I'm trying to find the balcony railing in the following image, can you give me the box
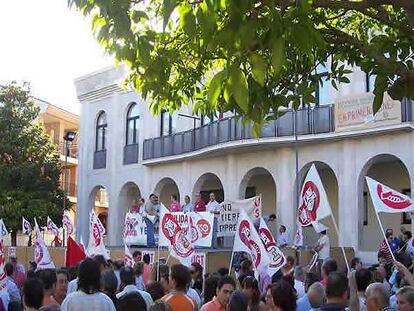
[143,105,335,160]
[58,142,79,159]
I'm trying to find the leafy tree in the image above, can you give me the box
[69,0,414,134]
[0,83,68,245]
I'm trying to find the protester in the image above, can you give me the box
[116,266,153,311]
[269,280,297,311]
[241,276,265,311]
[320,259,338,287]
[320,272,348,311]
[267,214,278,238]
[9,255,25,288]
[206,192,221,248]
[354,268,373,311]
[142,253,152,285]
[61,258,115,311]
[190,262,203,295]
[101,269,118,306]
[182,195,194,213]
[169,195,181,212]
[36,268,60,310]
[160,273,171,294]
[200,275,236,311]
[54,270,68,305]
[276,225,289,247]
[134,262,145,290]
[396,286,414,311]
[365,282,392,311]
[379,230,395,265]
[314,230,331,266]
[23,278,44,311]
[307,282,326,311]
[194,193,206,212]
[294,266,306,299]
[297,273,320,311]
[351,257,363,272]
[146,281,165,301]
[133,250,142,263]
[130,199,141,213]
[145,194,161,246]
[162,264,197,311]
[139,198,146,214]
[150,300,172,311]
[5,263,21,303]
[228,290,248,311]
[203,275,220,304]
[116,292,147,311]
[238,259,254,284]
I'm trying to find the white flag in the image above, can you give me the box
[87,211,109,259]
[46,217,60,238]
[0,239,7,292]
[159,204,194,266]
[124,244,134,268]
[258,218,286,276]
[233,210,270,273]
[34,219,55,270]
[297,164,332,227]
[62,212,74,235]
[0,220,8,237]
[22,217,32,235]
[293,225,303,248]
[366,176,414,213]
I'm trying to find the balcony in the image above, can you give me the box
[143,105,335,160]
[143,100,413,161]
[93,150,107,169]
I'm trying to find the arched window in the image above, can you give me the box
[126,103,139,145]
[96,111,107,151]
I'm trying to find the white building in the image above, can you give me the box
[74,65,414,263]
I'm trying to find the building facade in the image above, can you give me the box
[75,66,414,263]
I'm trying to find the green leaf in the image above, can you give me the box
[250,53,267,86]
[372,75,387,114]
[271,37,285,76]
[163,0,177,30]
[207,71,225,108]
[132,10,148,23]
[179,3,196,37]
[228,67,249,113]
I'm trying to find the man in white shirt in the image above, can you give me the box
[276,225,289,247]
[206,192,221,249]
[314,230,330,261]
[117,267,153,311]
[294,266,306,299]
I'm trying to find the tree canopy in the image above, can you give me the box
[69,0,414,133]
[0,83,67,244]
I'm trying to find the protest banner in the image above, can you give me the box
[218,196,262,237]
[142,250,156,265]
[123,212,148,246]
[191,252,206,269]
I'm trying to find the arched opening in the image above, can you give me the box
[358,154,411,253]
[89,185,109,243]
[192,173,224,203]
[154,178,180,207]
[294,162,339,247]
[238,167,277,217]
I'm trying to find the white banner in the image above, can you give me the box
[87,211,109,259]
[142,250,156,265]
[34,219,55,270]
[191,252,206,269]
[366,176,414,213]
[233,210,270,273]
[218,196,262,237]
[123,213,148,246]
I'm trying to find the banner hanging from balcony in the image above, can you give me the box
[123,212,149,246]
[218,195,262,237]
[334,93,401,132]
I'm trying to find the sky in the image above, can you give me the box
[0,0,113,114]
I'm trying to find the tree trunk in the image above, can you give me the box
[11,231,17,246]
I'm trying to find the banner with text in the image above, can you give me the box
[218,196,262,237]
[123,213,148,246]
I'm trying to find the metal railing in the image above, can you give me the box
[143,105,335,160]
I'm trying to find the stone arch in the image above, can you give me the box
[358,153,411,252]
[294,161,339,247]
[238,167,277,217]
[192,172,225,203]
[154,177,180,207]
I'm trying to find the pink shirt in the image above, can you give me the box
[200,297,225,311]
[142,263,151,285]
[170,201,182,212]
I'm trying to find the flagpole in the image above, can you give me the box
[330,214,350,272]
[156,243,161,281]
[228,250,234,276]
[374,211,396,261]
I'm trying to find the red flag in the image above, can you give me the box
[65,236,86,268]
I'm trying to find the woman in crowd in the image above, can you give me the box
[101,270,118,306]
[190,262,203,295]
[241,276,266,311]
[203,275,219,304]
[61,258,116,311]
[267,280,297,311]
[134,262,145,291]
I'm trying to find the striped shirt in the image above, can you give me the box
[162,292,197,311]
[379,240,394,264]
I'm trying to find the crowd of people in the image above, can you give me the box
[0,234,414,311]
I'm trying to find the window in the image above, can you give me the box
[315,63,329,106]
[96,111,107,151]
[126,103,140,145]
[365,73,376,93]
[160,110,176,136]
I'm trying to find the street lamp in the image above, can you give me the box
[63,131,76,246]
